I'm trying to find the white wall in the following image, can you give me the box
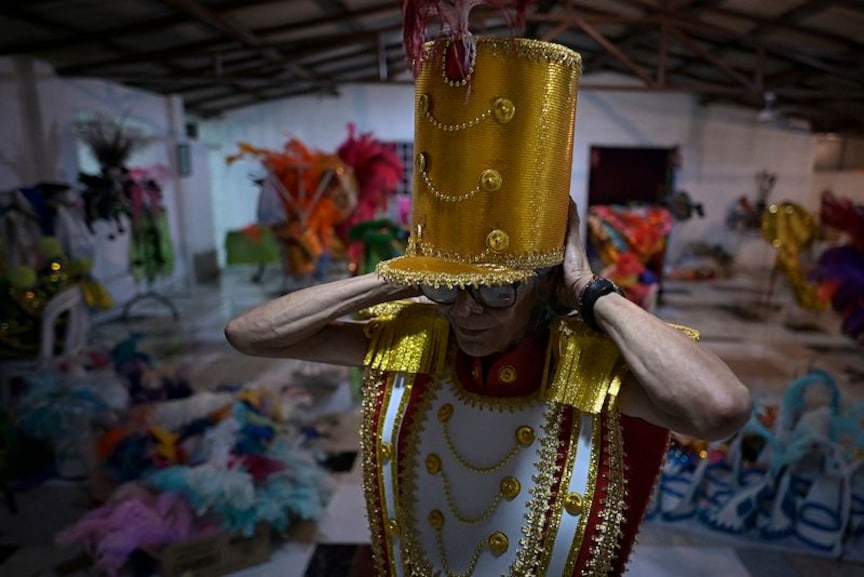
[203,73,817,273]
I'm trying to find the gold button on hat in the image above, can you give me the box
[486,229,509,253]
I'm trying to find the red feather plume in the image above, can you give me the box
[402,0,535,78]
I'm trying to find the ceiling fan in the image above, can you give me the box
[757,91,779,124]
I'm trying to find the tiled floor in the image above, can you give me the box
[1,265,862,576]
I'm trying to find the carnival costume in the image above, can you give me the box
[356,9,698,574]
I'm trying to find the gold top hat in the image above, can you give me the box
[377,36,582,288]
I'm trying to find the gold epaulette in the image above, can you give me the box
[545,317,627,414]
[545,318,701,414]
[362,301,450,375]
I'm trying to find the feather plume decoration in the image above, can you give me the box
[402,0,534,78]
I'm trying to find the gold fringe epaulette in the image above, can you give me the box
[362,301,450,375]
[546,317,627,414]
[546,318,701,414]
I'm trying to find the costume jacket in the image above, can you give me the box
[359,302,697,577]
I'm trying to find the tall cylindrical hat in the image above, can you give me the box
[377,36,582,287]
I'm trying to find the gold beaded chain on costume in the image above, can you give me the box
[436,462,508,524]
[439,403,534,473]
[433,519,487,577]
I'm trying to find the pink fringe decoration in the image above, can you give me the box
[402,0,534,77]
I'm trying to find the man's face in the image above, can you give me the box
[436,282,537,357]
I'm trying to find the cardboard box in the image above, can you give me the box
[160,524,271,577]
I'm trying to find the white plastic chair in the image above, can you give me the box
[0,286,89,406]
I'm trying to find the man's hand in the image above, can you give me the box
[559,199,596,308]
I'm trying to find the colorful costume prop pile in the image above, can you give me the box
[651,369,864,560]
[353,3,697,575]
[227,125,405,279]
[227,138,356,278]
[811,190,864,342]
[58,386,331,576]
[586,205,673,310]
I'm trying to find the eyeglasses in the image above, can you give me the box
[419,283,522,309]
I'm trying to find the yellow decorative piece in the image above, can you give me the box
[493,98,515,123]
[488,531,509,555]
[81,278,114,309]
[380,442,393,462]
[761,202,826,310]
[486,229,510,253]
[363,302,450,374]
[479,170,502,192]
[377,37,582,288]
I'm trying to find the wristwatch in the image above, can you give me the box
[578,276,623,332]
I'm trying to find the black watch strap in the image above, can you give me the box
[578,276,623,332]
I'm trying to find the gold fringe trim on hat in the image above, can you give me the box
[362,301,450,374]
[376,256,537,288]
[403,241,566,272]
[545,319,701,414]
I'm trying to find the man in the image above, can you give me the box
[226,30,750,577]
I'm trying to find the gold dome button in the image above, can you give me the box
[419,93,429,114]
[498,365,517,384]
[387,518,400,535]
[564,492,584,515]
[479,169,502,192]
[428,509,445,530]
[486,229,509,253]
[488,531,509,555]
[500,476,521,500]
[380,442,392,462]
[515,426,535,447]
[437,403,453,423]
[415,152,427,172]
[493,98,515,123]
[426,453,442,475]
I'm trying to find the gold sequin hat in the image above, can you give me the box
[376,36,582,288]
